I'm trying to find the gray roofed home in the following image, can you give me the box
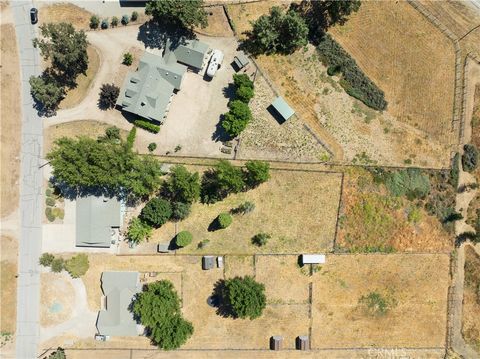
[75,196,121,248]
[97,271,141,336]
[116,52,187,123]
[165,38,210,70]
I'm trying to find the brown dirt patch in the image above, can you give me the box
[463,245,480,353]
[337,168,453,253]
[39,3,93,30]
[329,1,456,143]
[223,255,254,278]
[0,23,21,217]
[44,120,129,155]
[311,254,449,348]
[152,169,342,254]
[59,45,101,109]
[40,272,75,327]
[195,6,233,37]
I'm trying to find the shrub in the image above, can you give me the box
[385,168,430,200]
[236,85,254,103]
[197,239,210,249]
[127,217,152,244]
[327,64,341,76]
[65,254,89,278]
[46,197,55,207]
[99,83,120,109]
[89,15,100,29]
[140,198,172,228]
[39,253,55,267]
[148,142,157,152]
[231,201,255,215]
[134,119,160,133]
[217,212,232,229]
[317,34,387,111]
[52,207,64,220]
[100,126,121,142]
[462,144,478,172]
[101,19,109,29]
[219,276,266,319]
[175,231,193,247]
[358,291,396,316]
[131,11,139,21]
[121,15,130,25]
[407,207,422,224]
[174,145,182,152]
[51,258,64,273]
[46,188,53,197]
[244,160,270,188]
[45,207,55,222]
[171,202,191,221]
[252,233,271,246]
[111,16,119,27]
[233,74,253,89]
[123,52,133,66]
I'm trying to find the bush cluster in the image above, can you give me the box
[134,119,160,133]
[39,253,89,278]
[217,212,233,229]
[252,232,271,246]
[317,34,387,111]
[462,144,478,172]
[175,231,193,247]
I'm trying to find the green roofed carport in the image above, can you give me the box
[270,96,295,122]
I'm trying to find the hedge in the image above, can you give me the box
[317,34,387,111]
[134,120,160,134]
[175,231,193,247]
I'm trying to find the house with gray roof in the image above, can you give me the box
[165,39,210,70]
[97,271,141,337]
[75,196,122,248]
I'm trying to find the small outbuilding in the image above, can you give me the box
[301,254,326,265]
[202,256,215,270]
[234,51,250,71]
[296,335,309,350]
[270,336,283,351]
[270,96,295,123]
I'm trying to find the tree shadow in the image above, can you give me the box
[207,217,221,232]
[211,279,235,318]
[211,114,232,143]
[222,83,236,101]
[137,20,197,50]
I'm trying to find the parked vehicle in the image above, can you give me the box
[30,8,38,24]
[206,50,224,78]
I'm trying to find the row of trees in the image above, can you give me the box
[30,23,89,114]
[222,74,255,138]
[47,127,163,199]
[39,253,89,278]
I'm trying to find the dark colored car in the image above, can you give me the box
[30,8,38,24]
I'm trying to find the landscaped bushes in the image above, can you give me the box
[462,144,479,172]
[39,253,89,278]
[134,119,160,133]
[217,212,233,229]
[317,34,387,111]
[175,231,193,247]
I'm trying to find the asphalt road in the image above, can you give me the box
[11,1,43,358]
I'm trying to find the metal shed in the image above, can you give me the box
[270,96,295,122]
[270,336,283,351]
[301,254,326,265]
[296,335,309,350]
[234,51,250,71]
[202,256,215,270]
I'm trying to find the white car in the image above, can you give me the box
[206,50,224,78]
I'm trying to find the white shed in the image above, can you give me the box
[301,254,326,265]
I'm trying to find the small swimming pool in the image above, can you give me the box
[49,302,63,313]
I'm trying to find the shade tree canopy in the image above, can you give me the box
[162,165,201,204]
[201,160,245,203]
[140,198,173,228]
[145,0,208,29]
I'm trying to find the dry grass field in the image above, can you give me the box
[463,245,480,353]
[0,236,18,335]
[195,6,233,37]
[39,3,93,30]
[329,1,456,142]
[59,46,100,110]
[311,254,450,348]
[40,273,75,327]
[470,83,480,149]
[151,169,342,254]
[0,23,21,217]
[226,2,453,166]
[338,167,453,253]
[44,120,129,155]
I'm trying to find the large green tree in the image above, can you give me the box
[33,22,88,84]
[29,74,65,113]
[145,0,208,29]
[221,100,253,138]
[47,134,163,198]
[221,276,266,319]
[244,160,270,188]
[201,160,245,204]
[163,165,201,204]
[133,280,193,350]
[140,198,172,228]
[246,6,308,55]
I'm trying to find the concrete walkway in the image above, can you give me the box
[11,1,43,358]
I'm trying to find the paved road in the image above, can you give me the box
[11,1,43,358]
